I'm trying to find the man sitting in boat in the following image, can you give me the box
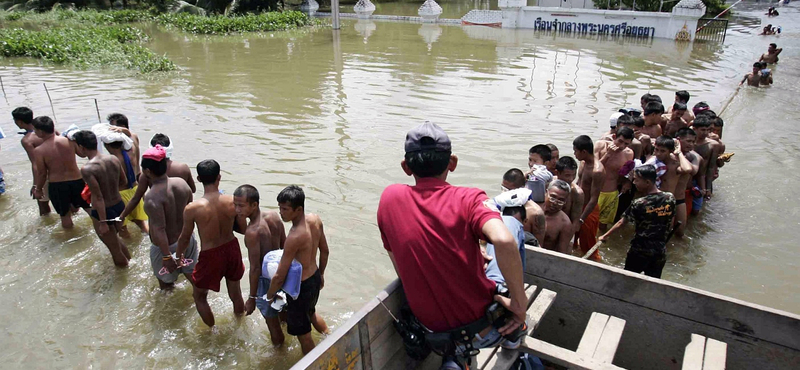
[377,121,527,370]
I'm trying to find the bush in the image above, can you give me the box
[155,11,312,34]
[0,26,176,72]
[592,0,729,15]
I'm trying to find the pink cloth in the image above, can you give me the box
[142,144,166,161]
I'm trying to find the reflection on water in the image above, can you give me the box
[0,2,798,368]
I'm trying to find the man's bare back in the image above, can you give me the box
[35,135,82,183]
[145,177,193,244]
[185,193,238,250]
[82,154,124,208]
[289,214,325,280]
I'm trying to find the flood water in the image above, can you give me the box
[0,2,798,368]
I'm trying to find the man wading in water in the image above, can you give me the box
[176,159,245,327]
[12,107,51,216]
[73,131,131,267]
[377,122,526,370]
[599,164,676,279]
[142,145,197,290]
[233,184,288,346]
[33,116,90,229]
[267,185,330,355]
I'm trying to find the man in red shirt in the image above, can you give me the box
[377,121,526,369]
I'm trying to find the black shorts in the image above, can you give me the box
[90,201,125,225]
[49,179,90,216]
[624,250,667,278]
[286,269,321,336]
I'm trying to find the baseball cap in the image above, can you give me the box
[609,112,624,128]
[404,121,452,153]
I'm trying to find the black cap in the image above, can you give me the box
[404,121,451,153]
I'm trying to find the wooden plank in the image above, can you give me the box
[484,286,553,370]
[370,329,405,370]
[576,312,610,358]
[682,334,706,370]
[523,247,800,350]
[702,338,727,370]
[477,284,537,370]
[358,319,373,370]
[519,336,625,370]
[593,316,626,363]
[528,288,557,332]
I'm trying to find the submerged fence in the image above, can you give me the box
[695,18,729,43]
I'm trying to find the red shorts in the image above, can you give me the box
[574,205,601,261]
[193,238,245,292]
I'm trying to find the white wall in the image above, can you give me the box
[498,2,703,40]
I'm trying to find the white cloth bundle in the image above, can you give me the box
[91,123,133,151]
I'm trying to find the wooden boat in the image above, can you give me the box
[291,247,800,369]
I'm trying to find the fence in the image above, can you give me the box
[695,18,728,43]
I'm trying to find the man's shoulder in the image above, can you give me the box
[306,212,323,226]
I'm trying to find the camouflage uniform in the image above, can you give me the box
[622,192,676,277]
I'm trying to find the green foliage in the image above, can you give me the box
[0,26,176,72]
[592,0,729,15]
[154,11,313,34]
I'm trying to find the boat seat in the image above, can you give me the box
[479,287,558,370]
[576,312,627,364]
[682,334,728,370]
[511,310,628,370]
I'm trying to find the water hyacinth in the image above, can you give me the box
[0,9,316,73]
[0,26,176,73]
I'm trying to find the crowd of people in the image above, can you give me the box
[0,40,780,370]
[5,110,330,355]
[374,53,785,367]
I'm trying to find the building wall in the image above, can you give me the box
[498,2,703,40]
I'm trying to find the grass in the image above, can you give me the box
[0,9,317,34]
[0,9,317,72]
[0,26,176,72]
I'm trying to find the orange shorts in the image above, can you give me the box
[685,189,693,218]
[575,205,601,261]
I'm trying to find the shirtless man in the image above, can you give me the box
[545,144,559,174]
[73,131,131,267]
[668,90,694,125]
[176,159,246,327]
[596,127,634,232]
[554,157,583,234]
[119,133,196,222]
[641,102,664,140]
[501,168,546,246]
[141,145,197,290]
[268,185,330,355]
[664,103,688,137]
[759,43,782,64]
[675,128,701,237]
[103,137,149,235]
[233,184,289,346]
[108,113,140,177]
[690,116,722,215]
[526,144,554,205]
[633,116,652,160]
[653,136,692,196]
[599,114,642,161]
[32,116,90,229]
[574,135,605,261]
[542,180,573,255]
[12,107,51,215]
[740,63,761,87]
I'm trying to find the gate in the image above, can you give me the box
[695,18,729,43]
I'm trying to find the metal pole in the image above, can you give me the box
[331,0,340,30]
[95,99,102,123]
[43,83,57,124]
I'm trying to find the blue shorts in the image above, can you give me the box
[256,276,279,319]
[691,180,703,212]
